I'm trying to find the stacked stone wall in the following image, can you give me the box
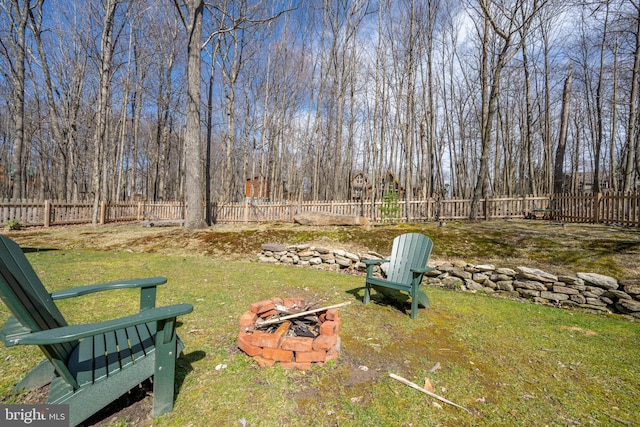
[258,243,640,319]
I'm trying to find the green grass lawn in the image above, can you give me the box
[1,246,639,426]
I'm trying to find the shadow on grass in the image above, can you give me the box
[80,350,205,426]
[345,286,412,316]
[21,247,57,253]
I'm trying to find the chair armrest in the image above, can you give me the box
[410,266,435,275]
[362,259,390,266]
[7,303,193,345]
[50,276,167,300]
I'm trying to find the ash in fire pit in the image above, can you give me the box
[237,298,347,370]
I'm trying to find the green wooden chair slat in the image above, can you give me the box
[73,335,95,387]
[0,235,193,426]
[105,331,120,375]
[362,233,434,319]
[93,332,107,382]
[115,327,133,369]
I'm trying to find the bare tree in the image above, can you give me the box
[554,62,572,194]
[622,1,640,191]
[0,0,35,200]
[90,0,124,224]
[173,0,206,229]
[469,0,546,220]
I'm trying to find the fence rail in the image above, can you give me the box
[1,193,638,228]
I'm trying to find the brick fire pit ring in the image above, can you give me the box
[237,298,342,370]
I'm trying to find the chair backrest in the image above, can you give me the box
[386,233,433,284]
[0,235,75,360]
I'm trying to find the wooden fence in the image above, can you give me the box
[1,193,638,227]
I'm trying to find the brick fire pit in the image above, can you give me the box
[237,298,342,370]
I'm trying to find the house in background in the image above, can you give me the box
[350,171,406,200]
[245,176,291,202]
[245,176,270,202]
[380,171,405,198]
[351,171,371,200]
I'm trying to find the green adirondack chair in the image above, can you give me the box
[362,233,434,319]
[0,235,193,426]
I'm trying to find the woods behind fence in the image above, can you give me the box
[1,193,639,228]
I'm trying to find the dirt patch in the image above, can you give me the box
[3,382,153,427]
[559,326,599,337]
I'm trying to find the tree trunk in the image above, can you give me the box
[554,62,573,194]
[623,7,640,192]
[91,0,120,225]
[180,0,206,228]
[8,0,31,201]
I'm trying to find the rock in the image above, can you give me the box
[570,294,586,304]
[380,263,389,276]
[518,289,540,298]
[558,276,585,287]
[319,253,335,262]
[616,299,640,313]
[605,289,632,300]
[577,303,610,312]
[333,249,346,257]
[513,280,547,291]
[495,268,517,276]
[483,279,497,289]
[584,286,606,296]
[464,279,485,291]
[335,256,351,268]
[345,252,360,262]
[451,260,468,268]
[262,243,287,252]
[600,296,613,305]
[622,283,640,295]
[585,298,608,307]
[293,211,370,226]
[472,273,490,283]
[309,257,323,265]
[436,263,454,271]
[475,264,496,271]
[576,272,618,290]
[441,277,463,287]
[496,281,514,292]
[552,285,580,295]
[516,267,558,283]
[540,291,569,302]
[451,269,472,280]
[258,255,278,263]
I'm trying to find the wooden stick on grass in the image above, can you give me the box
[389,373,470,413]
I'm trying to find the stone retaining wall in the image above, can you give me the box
[258,243,640,319]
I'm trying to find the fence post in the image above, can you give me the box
[44,200,50,227]
[137,202,143,221]
[592,193,601,224]
[100,201,107,225]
